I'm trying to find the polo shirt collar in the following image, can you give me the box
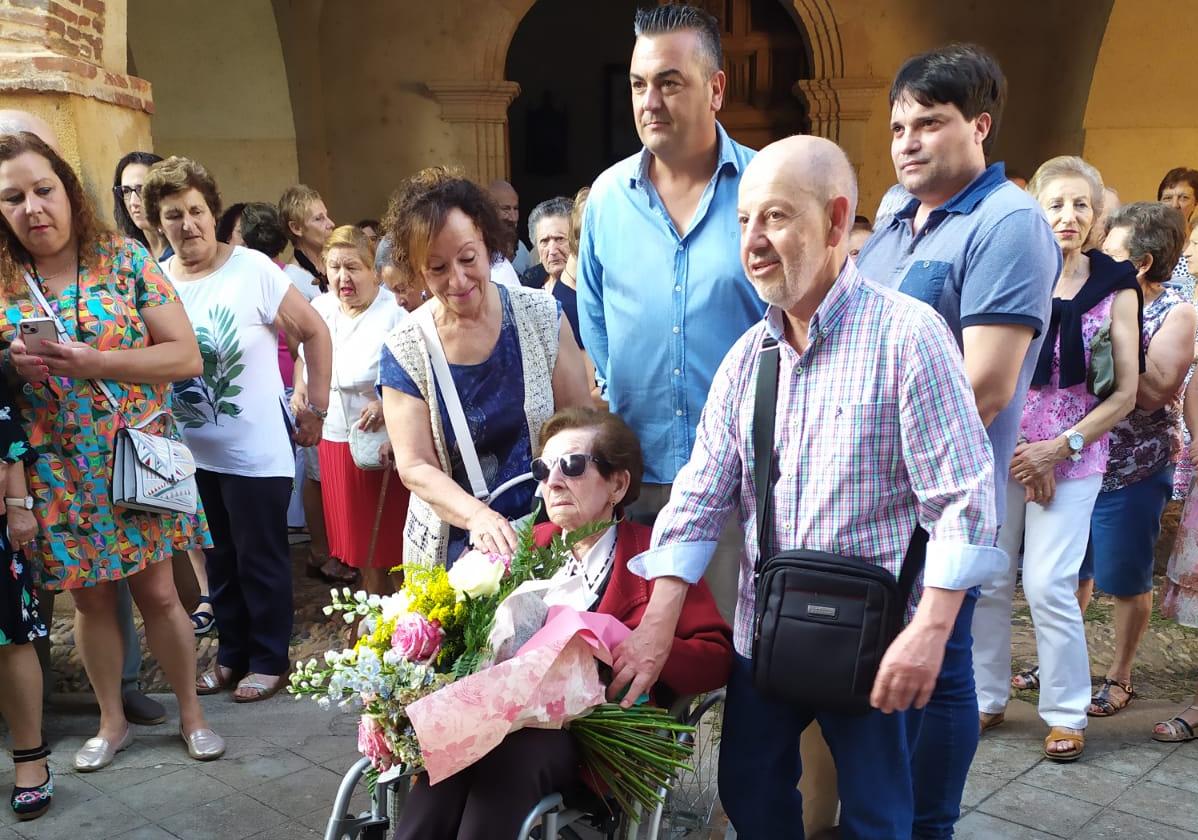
[765,257,861,344]
[629,121,741,189]
[895,161,1008,222]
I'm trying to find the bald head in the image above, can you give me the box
[738,135,859,318]
[745,135,858,220]
[0,110,60,152]
[487,179,520,253]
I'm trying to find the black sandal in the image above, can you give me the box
[1011,666,1040,691]
[190,595,215,636]
[1088,678,1135,717]
[10,743,52,821]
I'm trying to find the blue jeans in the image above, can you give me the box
[908,589,979,839]
[719,653,922,839]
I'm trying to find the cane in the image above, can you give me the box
[365,469,391,569]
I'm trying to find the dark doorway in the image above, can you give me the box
[505,0,648,245]
[505,0,812,246]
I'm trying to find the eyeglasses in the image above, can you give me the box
[531,453,607,482]
[114,185,143,199]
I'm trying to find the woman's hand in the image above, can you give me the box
[1022,469,1057,506]
[466,505,519,556]
[293,408,323,447]
[1010,439,1064,485]
[6,507,37,546]
[358,399,385,433]
[379,439,395,470]
[1189,436,1198,469]
[290,384,309,418]
[7,338,49,382]
[38,341,107,380]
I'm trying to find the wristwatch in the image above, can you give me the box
[4,495,33,510]
[307,403,328,420]
[1062,428,1085,462]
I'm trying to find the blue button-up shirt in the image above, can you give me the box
[577,122,765,485]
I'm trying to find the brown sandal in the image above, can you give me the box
[1152,705,1198,743]
[1043,726,1085,762]
[979,711,1006,735]
[1088,678,1135,717]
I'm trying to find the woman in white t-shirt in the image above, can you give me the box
[143,157,332,703]
[293,226,407,596]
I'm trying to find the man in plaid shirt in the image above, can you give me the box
[608,135,1006,838]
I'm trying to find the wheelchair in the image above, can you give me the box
[323,690,726,840]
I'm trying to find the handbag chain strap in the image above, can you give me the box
[23,271,162,432]
[750,332,927,598]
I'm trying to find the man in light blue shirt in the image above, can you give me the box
[578,6,764,616]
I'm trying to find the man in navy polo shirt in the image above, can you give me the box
[856,44,1061,839]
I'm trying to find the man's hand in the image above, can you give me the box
[607,577,689,707]
[869,618,950,714]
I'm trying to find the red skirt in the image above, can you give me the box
[318,439,408,569]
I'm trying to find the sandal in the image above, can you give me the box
[195,664,240,696]
[1043,726,1085,762]
[1152,705,1198,743]
[9,744,52,821]
[1011,666,1040,691]
[233,671,289,704]
[321,557,357,584]
[979,711,1006,735]
[1088,678,1135,717]
[190,596,215,637]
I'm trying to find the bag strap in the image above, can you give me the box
[750,331,927,593]
[23,270,132,427]
[752,335,780,577]
[414,306,490,500]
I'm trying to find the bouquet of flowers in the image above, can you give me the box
[289,515,696,815]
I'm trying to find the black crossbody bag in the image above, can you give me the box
[750,335,928,714]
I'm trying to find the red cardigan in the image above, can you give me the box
[533,520,733,698]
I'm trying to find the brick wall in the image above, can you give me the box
[1,0,106,64]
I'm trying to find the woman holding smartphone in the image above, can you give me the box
[0,131,224,770]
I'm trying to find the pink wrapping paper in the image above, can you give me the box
[407,606,631,784]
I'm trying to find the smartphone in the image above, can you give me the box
[18,318,59,355]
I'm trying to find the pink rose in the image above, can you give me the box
[391,613,444,662]
[357,715,395,770]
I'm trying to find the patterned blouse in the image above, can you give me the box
[1102,288,1187,492]
[1019,291,1117,481]
[0,235,204,590]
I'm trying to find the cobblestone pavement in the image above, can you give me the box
[5,536,1197,838]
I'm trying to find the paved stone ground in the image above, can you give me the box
[5,527,1198,838]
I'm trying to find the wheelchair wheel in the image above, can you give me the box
[660,691,724,838]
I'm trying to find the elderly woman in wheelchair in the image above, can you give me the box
[391,407,734,840]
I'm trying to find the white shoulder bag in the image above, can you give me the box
[24,273,198,516]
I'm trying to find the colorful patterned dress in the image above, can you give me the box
[0,235,209,591]
[0,376,45,646]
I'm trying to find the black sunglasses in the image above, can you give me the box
[531,453,607,482]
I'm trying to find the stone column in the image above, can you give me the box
[426,80,521,184]
[0,0,153,220]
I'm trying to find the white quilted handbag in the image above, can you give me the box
[348,422,388,471]
[112,425,199,515]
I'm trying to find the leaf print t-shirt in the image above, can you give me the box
[166,246,295,478]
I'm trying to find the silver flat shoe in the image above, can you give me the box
[73,726,134,772]
[181,727,225,761]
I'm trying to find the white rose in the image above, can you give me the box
[379,591,412,622]
[447,550,505,600]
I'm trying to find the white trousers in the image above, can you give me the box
[973,473,1100,730]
